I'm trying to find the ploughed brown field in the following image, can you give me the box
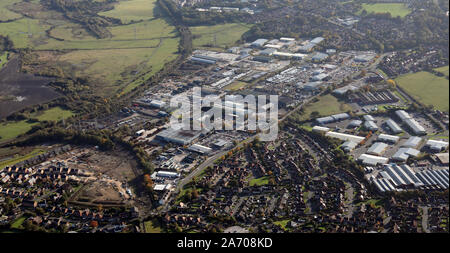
[0,56,61,119]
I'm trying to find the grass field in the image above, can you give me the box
[0,107,74,142]
[99,0,158,24]
[0,0,180,97]
[249,176,270,186]
[0,0,23,22]
[301,94,352,120]
[0,17,51,48]
[144,219,162,233]
[10,216,26,229]
[191,23,252,49]
[395,71,449,112]
[120,37,180,95]
[434,65,449,77]
[40,19,176,50]
[359,3,411,18]
[0,148,45,168]
[0,52,9,69]
[273,219,291,231]
[224,81,247,91]
[0,120,39,142]
[32,106,75,121]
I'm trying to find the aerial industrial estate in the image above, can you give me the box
[0,0,448,235]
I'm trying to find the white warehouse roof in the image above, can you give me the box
[326,131,365,144]
[395,110,411,121]
[385,119,403,134]
[342,141,358,152]
[425,140,449,152]
[358,154,389,166]
[363,115,375,122]
[404,118,426,135]
[392,148,420,162]
[377,134,400,143]
[312,126,330,133]
[367,142,388,156]
[402,136,422,148]
[364,121,379,131]
[188,144,212,154]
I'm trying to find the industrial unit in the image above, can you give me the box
[377,134,400,144]
[385,119,403,134]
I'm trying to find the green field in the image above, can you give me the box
[249,176,270,186]
[99,0,158,24]
[0,0,180,97]
[32,106,75,122]
[144,219,162,233]
[0,148,45,168]
[359,3,411,18]
[0,120,39,142]
[0,107,74,142]
[0,0,23,22]
[273,219,291,231]
[0,52,9,69]
[40,19,176,51]
[224,81,247,91]
[0,17,51,48]
[10,216,26,229]
[434,65,449,77]
[301,94,352,120]
[191,23,252,49]
[395,71,449,112]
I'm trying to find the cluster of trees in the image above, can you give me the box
[12,127,115,151]
[0,35,14,52]
[43,0,120,39]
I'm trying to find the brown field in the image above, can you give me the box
[0,57,61,119]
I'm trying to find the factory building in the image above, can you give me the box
[348,120,363,128]
[280,37,296,42]
[385,119,403,134]
[315,116,335,125]
[402,136,422,148]
[425,140,449,152]
[394,110,426,135]
[363,115,375,122]
[311,73,329,81]
[190,57,216,65]
[395,110,411,121]
[358,154,389,166]
[188,144,212,154]
[311,52,329,62]
[367,142,388,156]
[377,134,400,144]
[391,147,420,162]
[326,131,365,144]
[156,127,203,145]
[332,113,350,121]
[252,55,273,63]
[298,43,315,53]
[342,141,358,152]
[403,118,426,135]
[434,153,449,166]
[315,113,350,125]
[310,37,325,44]
[260,48,277,56]
[251,39,269,48]
[303,81,325,91]
[151,170,180,179]
[374,164,448,192]
[312,126,330,133]
[364,120,379,131]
